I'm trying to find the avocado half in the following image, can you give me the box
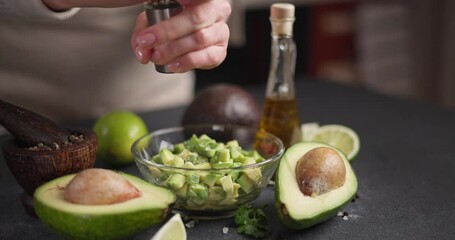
[34,172,176,240]
[275,142,358,229]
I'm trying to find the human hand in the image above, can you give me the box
[42,0,145,11]
[131,0,231,73]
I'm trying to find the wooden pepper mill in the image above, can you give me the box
[0,99,97,216]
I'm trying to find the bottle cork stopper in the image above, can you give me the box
[270,3,295,36]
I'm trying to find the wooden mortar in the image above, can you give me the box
[0,99,97,216]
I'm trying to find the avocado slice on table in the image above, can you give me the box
[34,172,176,240]
[275,142,358,229]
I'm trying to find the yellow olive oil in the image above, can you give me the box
[258,97,301,148]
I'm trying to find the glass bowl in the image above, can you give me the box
[132,124,284,219]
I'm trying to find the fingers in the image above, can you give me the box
[163,24,229,72]
[168,44,228,72]
[131,12,152,64]
[131,0,231,70]
[151,22,229,66]
[177,0,231,23]
[136,0,230,49]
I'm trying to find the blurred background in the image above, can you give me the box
[196,0,455,109]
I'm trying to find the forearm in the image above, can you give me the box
[42,0,72,11]
[0,0,144,20]
[42,0,145,10]
[0,0,79,20]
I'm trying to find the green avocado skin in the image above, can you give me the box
[34,198,169,240]
[274,177,355,229]
[274,142,358,229]
[33,173,175,240]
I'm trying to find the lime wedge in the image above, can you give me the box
[151,214,186,240]
[301,123,360,161]
[301,122,320,141]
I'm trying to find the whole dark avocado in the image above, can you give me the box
[181,84,260,127]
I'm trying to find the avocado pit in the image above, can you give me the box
[295,147,346,196]
[64,168,141,205]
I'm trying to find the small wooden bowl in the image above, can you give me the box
[2,128,97,216]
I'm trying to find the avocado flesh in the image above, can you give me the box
[275,142,357,229]
[34,173,176,240]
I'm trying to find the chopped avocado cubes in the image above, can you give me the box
[237,169,262,193]
[167,173,186,190]
[208,186,226,200]
[243,168,262,183]
[237,175,255,194]
[186,174,200,184]
[149,134,266,210]
[211,149,232,163]
[204,173,222,187]
[159,148,174,165]
[188,183,209,199]
[212,162,235,169]
[175,183,189,198]
[173,143,185,154]
[220,175,234,195]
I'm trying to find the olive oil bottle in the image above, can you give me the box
[257,3,301,148]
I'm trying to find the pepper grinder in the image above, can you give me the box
[144,0,183,73]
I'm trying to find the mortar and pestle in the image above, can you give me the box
[0,99,97,216]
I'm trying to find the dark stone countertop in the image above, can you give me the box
[1,79,455,240]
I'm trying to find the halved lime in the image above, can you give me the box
[301,122,320,141]
[301,123,360,161]
[151,214,186,240]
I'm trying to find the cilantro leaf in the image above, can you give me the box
[235,205,270,238]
